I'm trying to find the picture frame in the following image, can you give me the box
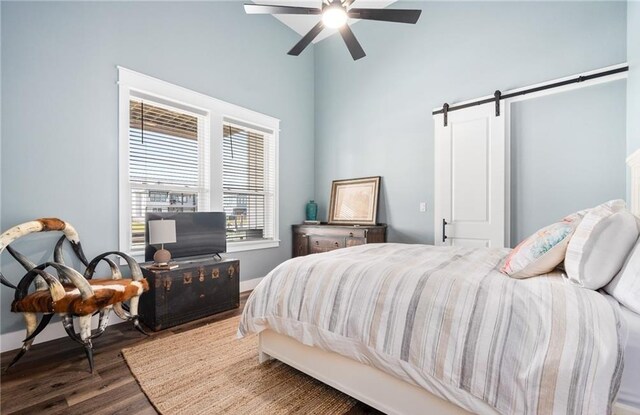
[328,176,381,226]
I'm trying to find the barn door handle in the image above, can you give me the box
[442,219,448,243]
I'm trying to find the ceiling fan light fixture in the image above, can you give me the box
[244,1,422,60]
[322,6,348,29]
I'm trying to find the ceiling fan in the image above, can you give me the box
[244,0,422,61]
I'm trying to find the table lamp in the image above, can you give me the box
[148,219,177,265]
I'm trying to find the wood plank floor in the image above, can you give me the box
[0,292,379,415]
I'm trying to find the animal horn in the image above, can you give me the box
[70,241,90,267]
[45,263,93,300]
[0,272,17,289]
[113,303,131,320]
[15,268,66,303]
[83,256,121,281]
[0,221,47,253]
[54,235,67,265]
[86,252,143,281]
[6,246,47,291]
[6,245,37,271]
[54,232,89,267]
[4,313,38,372]
[22,313,54,343]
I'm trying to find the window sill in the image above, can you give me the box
[119,240,280,264]
[226,240,280,253]
[119,251,144,265]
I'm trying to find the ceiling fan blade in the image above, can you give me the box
[288,21,325,56]
[338,25,366,61]
[244,4,321,15]
[348,8,422,24]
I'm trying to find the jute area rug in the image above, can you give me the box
[122,316,358,414]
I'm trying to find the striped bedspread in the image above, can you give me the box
[239,243,626,415]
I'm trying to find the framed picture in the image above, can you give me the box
[328,176,381,225]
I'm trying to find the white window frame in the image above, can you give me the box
[118,67,280,259]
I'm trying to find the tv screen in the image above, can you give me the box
[145,212,226,262]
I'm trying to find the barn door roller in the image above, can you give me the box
[494,90,501,117]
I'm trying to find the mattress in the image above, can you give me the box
[619,306,640,409]
[239,243,626,415]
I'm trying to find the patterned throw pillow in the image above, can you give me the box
[501,217,581,279]
[565,200,639,289]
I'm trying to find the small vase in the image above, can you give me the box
[305,200,318,221]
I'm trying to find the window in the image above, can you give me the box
[118,67,279,257]
[127,98,209,253]
[223,122,276,244]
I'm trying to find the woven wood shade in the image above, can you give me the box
[130,101,198,140]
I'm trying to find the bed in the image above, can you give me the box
[619,306,640,411]
[239,243,639,415]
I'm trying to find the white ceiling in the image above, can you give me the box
[252,0,397,43]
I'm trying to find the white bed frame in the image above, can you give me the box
[258,330,639,415]
[258,330,473,415]
[255,149,640,415]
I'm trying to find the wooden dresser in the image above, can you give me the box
[292,224,387,257]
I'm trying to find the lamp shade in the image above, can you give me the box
[148,219,177,245]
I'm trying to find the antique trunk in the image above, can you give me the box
[139,258,240,331]
[292,224,387,257]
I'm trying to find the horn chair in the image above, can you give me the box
[0,218,149,373]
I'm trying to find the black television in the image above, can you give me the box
[145,212,226,262]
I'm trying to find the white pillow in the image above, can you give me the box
[606,237,640,313]
[565,200,639,289]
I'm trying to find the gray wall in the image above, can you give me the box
[629,1,640,155]
[0,2,315,334]
[510,81,627,245]
[313,1,627,244]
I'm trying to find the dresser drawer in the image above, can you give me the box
[345,237,366,247]
[292,224,387,257]
[309,235,345,253]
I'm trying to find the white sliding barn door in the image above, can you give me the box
[434,103,507,248]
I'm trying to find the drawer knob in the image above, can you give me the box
[349,232,354,237]
[228,265,235,278]
[334,242,339,247]
[198,269,205,282]
[211,268,220,279]
[315,240,319,245]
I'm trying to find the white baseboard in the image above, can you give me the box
[240,276,264,293]
[1,276,264,353]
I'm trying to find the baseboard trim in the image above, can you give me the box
[240,276,264,293]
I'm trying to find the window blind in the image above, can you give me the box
[223,122,275,243]
[128,99,210,252]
